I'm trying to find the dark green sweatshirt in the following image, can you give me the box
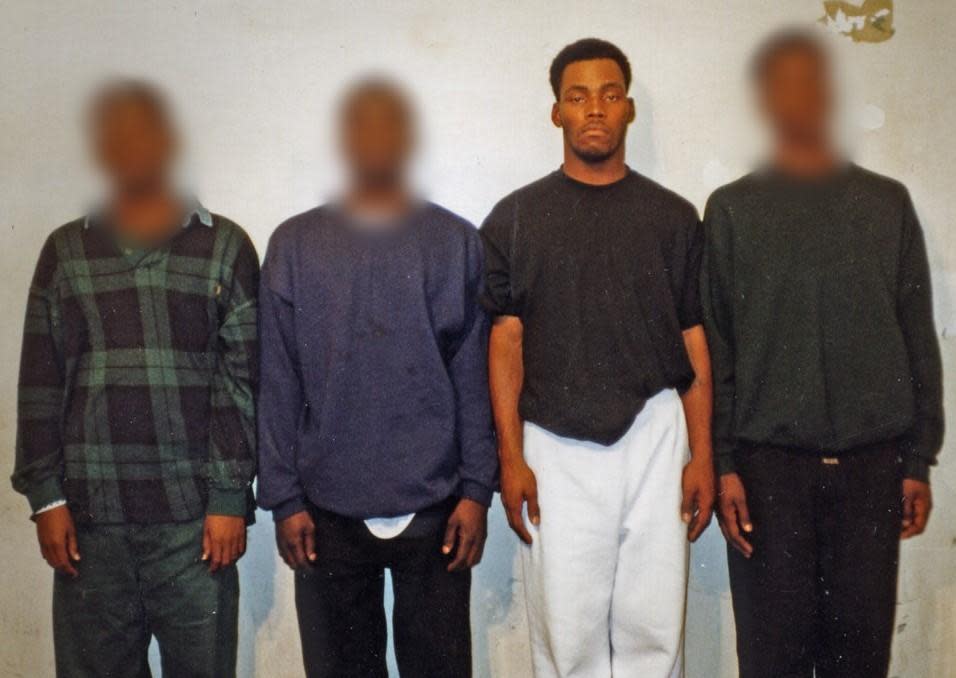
[701,164,943,481]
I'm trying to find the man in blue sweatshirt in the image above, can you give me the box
[256,78,497,678]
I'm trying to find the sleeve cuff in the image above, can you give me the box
[903,456,931,483]
[26,476,66,515]
[715,452,737,476]
[207,487,250,517]
[459,479,493,508]
[269,495,309,522]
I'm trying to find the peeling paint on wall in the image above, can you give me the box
[821,0,895,43]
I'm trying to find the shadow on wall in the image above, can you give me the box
[238,512,279,678]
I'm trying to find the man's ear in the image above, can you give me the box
[627,98,636,124]
[551,102,562,128]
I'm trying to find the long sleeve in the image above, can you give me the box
[448,233,498,506]
[896,191,944,481]
[700,197,738,476]
[256,235,308,521]
[12,235,67,514]
[206,229,260,516]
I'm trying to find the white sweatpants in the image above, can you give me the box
[520,389,690,678]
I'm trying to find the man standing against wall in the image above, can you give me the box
[481,38,715,677]
[702,30,944,678]
[12,81,258,677]
[257,79,497,678]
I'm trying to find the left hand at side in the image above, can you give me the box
[681,455,716,542]
[442,498,488,572]
[901,478,932,539]
[202,514,247,572]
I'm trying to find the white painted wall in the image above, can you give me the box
[1,2,953,676]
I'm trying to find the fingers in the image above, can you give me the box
[66,525,81,562]
[526,486,540,528]
[901,493,915,537]
[303,526,317,564]
[467,531,487,568]
[681,487,696,526]
[208,536,225,573]
[447,530,475,572]
[442,518,460,557]
[42,539,79,577]
[902,492,931,539]
[688,498,714,543]
[504,500,533,545]
[202,525,211,563]
[719,500,753,558]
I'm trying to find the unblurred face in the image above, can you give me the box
[759,48,832,147]
[92,98,176,194]
[553,58,634,163]
[341,91,413,187]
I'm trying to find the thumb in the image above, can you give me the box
[902,493,915,528]
[736,496,753,533]
[304,526,317,562]
[527,488,541,527]
[681,487,696,524]
[442,516,459,555]
[67,526,81,561]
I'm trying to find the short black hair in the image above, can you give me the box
[750,27,830,83]
[86,78,173,133]
[549,38,632,100]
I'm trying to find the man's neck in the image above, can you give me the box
[772,139,840,179]
[109,184,184,242]
[345,182,412,220]
[562,146,629,186]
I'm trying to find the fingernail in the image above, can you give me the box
[743,524,753,532]
[531,516,540,526]
[442,545,452,554]
[682,513,692,524]
[201,553,208,561]
[309,553,317,561]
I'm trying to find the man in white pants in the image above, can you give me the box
[480,38,715,677]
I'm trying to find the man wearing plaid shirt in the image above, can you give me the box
[12,81,258,677]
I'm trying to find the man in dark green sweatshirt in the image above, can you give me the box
[701,29,943,678]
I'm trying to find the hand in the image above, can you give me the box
[276,510,316,570]
[681,455,715,542]
[901,479,932,539]
[500,457,539,544]
[717,473,753,558]
[442,498,488,572]
[202,514,247,572]
[36,505,80,577]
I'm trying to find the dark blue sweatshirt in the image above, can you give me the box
[257,202,497,521]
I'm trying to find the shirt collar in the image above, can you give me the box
[83,199,213,230]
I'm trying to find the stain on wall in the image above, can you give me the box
[821,0,895,43]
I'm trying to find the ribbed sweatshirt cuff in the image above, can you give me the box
[270,495,309,522]
[903,456,931,483]
[460,480,493,508]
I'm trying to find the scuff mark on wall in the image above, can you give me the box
[821,0,895,43]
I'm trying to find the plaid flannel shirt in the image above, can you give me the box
[12,206,259,524]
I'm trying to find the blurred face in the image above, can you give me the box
[341,89,413,188]
[552,58,634,163]
[759,47,833,148]
[92,97,176,194]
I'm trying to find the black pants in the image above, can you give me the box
[294,501,472,678]
[729,442,902,678]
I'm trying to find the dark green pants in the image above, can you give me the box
[53,519,239,678]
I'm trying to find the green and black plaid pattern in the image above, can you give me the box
[13,213,259,524]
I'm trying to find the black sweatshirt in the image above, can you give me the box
[481,169,702,445]
[701,164,944,481]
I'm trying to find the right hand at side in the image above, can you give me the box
[717,473,754,558]
[36,505,80,577]
[500,457,539,545]
[276,510,316,569]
